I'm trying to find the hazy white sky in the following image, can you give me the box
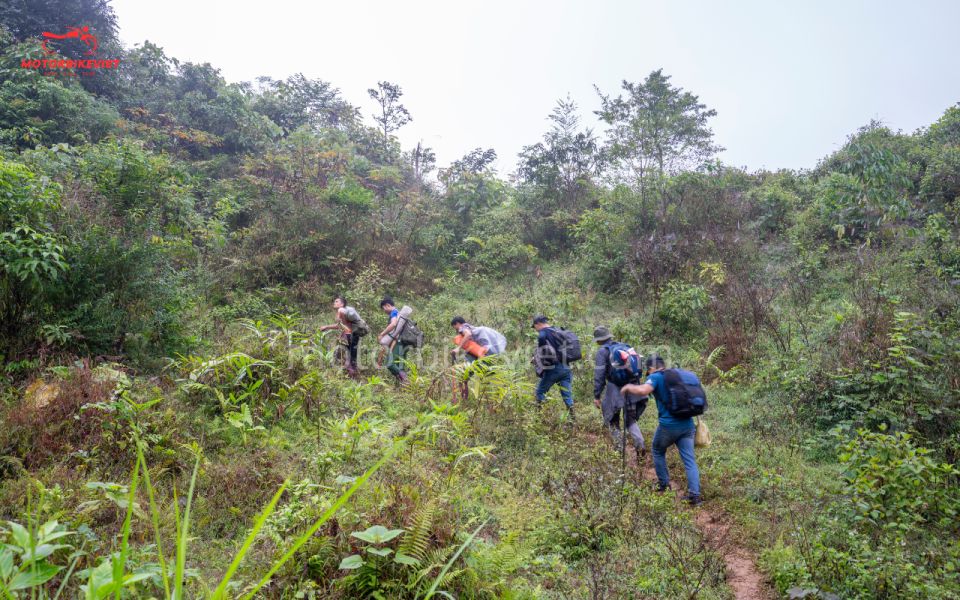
[111,0,959,174]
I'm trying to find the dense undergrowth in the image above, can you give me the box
[1,270,958,598]
[2,1,960,597]
[1,273,741,598]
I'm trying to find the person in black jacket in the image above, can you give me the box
[592,326,646,465]
[532,315,575,422]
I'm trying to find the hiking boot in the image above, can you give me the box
[396,371,409,385]
[683,493,703,506]
[656,482,670,493]
[566,405,575,425]
[635,446,646,468]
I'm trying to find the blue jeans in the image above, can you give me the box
[652,425,701,496]
[535,365,573,407]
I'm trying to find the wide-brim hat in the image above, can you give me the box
[593,325,612,343]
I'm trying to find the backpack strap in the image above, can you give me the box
[544,327,563,351]
[601,341,614,377]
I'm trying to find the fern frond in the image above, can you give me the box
[398,497,440,562]
[704,345,726,375]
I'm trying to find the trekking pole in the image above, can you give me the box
[618,403,628,514]
[448,351,459,405]
[621,406,627,475]
[451,368,459,405]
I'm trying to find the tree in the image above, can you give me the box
[519,96,600,198]
[252,74,358,135]
[410,141,436,185]
[440,148,497,187]
[813,122,914,242]
[438,148,502,227]
[920,105,960,213]
[113,41,177,110]
[368,81,412,155]
[925,104,960,147]
[0,31,118,148]
[1,0,123,96]
[596,69,721,199]
[517,96,600,254]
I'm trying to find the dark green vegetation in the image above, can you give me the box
[1,1,959,598]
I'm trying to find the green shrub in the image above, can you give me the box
[779,430,960,599]
[759,538,811,596]
[836,428,959,530]
[0,35,118,149]
[654,281,709,340]
[0,158,67,355]
[765,308,960,459]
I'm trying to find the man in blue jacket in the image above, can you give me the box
[621,355,702,505]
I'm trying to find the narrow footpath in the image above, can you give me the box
[583,425,772,600]
[636,461,770,600]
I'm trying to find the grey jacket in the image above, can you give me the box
[594,343,627,422]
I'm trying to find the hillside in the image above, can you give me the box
[1,2,959,598]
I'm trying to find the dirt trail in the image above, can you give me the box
[582,427,771,600]
[643,456,770,600]
[693,507,770,600]
[638,460,770,599]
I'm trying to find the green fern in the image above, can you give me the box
[398,498,440,563]
[488,538,524,577]
[413,545,455,590]
[704,344,726,376]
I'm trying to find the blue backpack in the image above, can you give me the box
[661,368,708,418]
[606,342,641,387]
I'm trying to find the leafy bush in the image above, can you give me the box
[773,430,960,599]
[811,125,914,243]
[653,281,709,340]
[837,428,959,529]
[0,35,118,149]
[0,159,67,356]
[761,300,960,460]
[746,175,802,235]
[439,185,539,277]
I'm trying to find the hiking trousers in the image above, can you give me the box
[535,364,573,408]
[608,402,645,450]
[652,425,701,496]
[386,343,408,377]
[341,332,360,372]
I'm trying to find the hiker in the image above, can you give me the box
[592,326,646,465]
[450,317,506,361]
[621,356,703,505]
[377,296,409,385]
[532,315,575,421]
[450,317,506,402]
[319,295,368,378]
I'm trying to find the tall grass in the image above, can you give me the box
[118,421,424,599]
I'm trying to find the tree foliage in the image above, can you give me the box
[597,69,722,197]
[368,80,412,157]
